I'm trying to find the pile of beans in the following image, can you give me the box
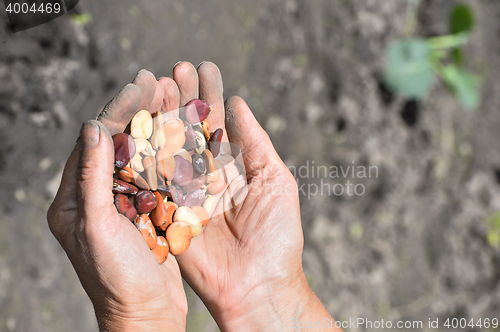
[112,99,227,264]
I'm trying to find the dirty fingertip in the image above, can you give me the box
[133,69,157,110]
[81,120,100,148]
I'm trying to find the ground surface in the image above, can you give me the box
[0,0,500,331]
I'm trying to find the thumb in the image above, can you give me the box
[77,120,115,221]
[225,96,284,172]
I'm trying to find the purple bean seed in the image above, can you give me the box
[113,133,136,168]
[113,178,139,195]
[185,99,212,124]
[192,153,206,175]
[183,189,206,207]
[173,155,193,185]
[183,125,198,150]
[209,128,223,158]
[134,190,157,214]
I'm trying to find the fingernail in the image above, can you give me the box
[173,61,183,69]
[197,61,206,69]
[81,120,100,150]
[132,69,148,83]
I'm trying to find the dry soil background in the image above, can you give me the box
[0,0,500,331]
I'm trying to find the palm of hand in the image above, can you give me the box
[78,211,186,314]
[181,175,303,303]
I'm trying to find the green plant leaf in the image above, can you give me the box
[384,39,434,99]
[451,47,463,65]
[427,33,469,50]
[441,65,479,109]
[450,4,474,34]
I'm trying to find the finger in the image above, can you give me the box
[158,77,181,113]
[147,81,164,115]
[197,62,226,137]
[97,84,141,135]
[173,62,199,107]
[76,120,115,221]
[133,69,157,111]
[225,96,283,174]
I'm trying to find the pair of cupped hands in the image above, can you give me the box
[47,62,337,331]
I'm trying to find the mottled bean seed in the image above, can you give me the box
[114,194,137,221]
[134,190,157,214]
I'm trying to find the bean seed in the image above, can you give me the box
[201,120,210,142]
[191,206,209,226]
[156,147,176,181]
[166,221,192,255]
[173,206,202,237]
[194,131,207,154]
[151,236,169,264]
[202,150,215,173]
[143,156,158,191]
[173,155,193,186]
[207,161,227,195]
[206,171,218,184]
[113,133,136,168]
[209,128,223,158]
[161,202,177,231]
[191,122,203,134]
[113,178,138,195]
[151,112,166,150]
[185,99,213,124]
[134,138,149,154]
[160,191,169,204]
[114,194,137,221]
[150,191,167,228]
[180,175,206,193]
[184,125,198,151]
[157,184,176,198]
[192,153,206,175]
[203,150,217,184]
[174,148,192,163]
[134,190,157,214]
[130,110,153,139]
[134,214,157,250]
[130,153,144,173]
[141,141,156,157]
[202,195,214,215]
[164,119,185,153]
[170,186,185,206]
[118,166,150,190]
[183,188,205,208]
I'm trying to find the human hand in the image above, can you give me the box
[47,70,187,332]
[171,62,339,331]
